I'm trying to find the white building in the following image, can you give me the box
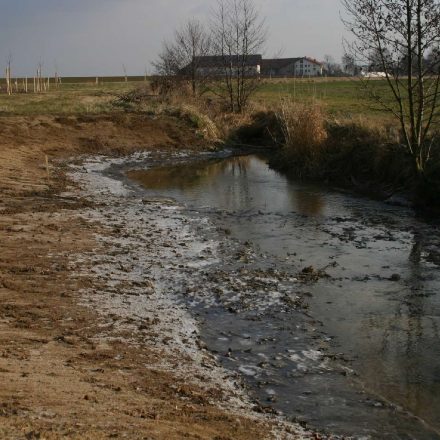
[261,57,324,77]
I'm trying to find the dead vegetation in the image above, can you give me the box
[276,101,328,177]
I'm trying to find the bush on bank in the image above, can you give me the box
[236,104,440,209]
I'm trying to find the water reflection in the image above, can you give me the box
[127,158,234,190]
[289,186,326,217]
[128,156,257,209]
[409,235,423,265]
[129,155,331,219]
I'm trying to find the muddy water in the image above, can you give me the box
[127,154,440,439]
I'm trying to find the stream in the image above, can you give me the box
[125,153,440,439]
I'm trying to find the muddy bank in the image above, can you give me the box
[0,112,211,215]
[0,116,311,439]
[67,152,315,438]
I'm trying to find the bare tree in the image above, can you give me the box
[154,19,211,96]
[36,61,43,93]
[211,0,267,112]
[54,62,60,90]
[154,41,181,77]
[342,0,440,176]
[175,20,212,95]
[323,54,335,75]
[342,53,357,75]
[323,54,343,76]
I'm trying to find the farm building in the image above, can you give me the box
[192,55,262,77]
[181,55,323,78]
[261,57,324,77]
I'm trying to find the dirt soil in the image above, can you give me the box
[0,114,309,439]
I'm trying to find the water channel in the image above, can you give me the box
[126,153,440,439]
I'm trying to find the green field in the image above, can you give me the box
[256,78,394,122]
[0,76,394,122]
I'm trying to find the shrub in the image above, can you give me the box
[271,109,417,197]
[415,140,440,207]
[323,119,413,187]
[233,110,284,146]
[274,102,327,177]
[150,77,192,97]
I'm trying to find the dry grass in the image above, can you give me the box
[164,103,220,141]
[277,101,327,162]
[114,87,222,143]
[0,81,142,115]
[113,83,280,145]
[262,101,329,179]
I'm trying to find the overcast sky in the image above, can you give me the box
[0,0,346,77]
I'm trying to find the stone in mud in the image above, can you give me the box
[389,273,401,281]
[385,194,412,208]
[302,266,315,274]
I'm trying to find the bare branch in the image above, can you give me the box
[343,0,440,174]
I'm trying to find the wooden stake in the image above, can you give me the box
[5,66,12,95]
[5,54,13,95]
[5,68,9,95]
[45,155,50,182]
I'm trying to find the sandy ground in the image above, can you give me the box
[0,114,313,439]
